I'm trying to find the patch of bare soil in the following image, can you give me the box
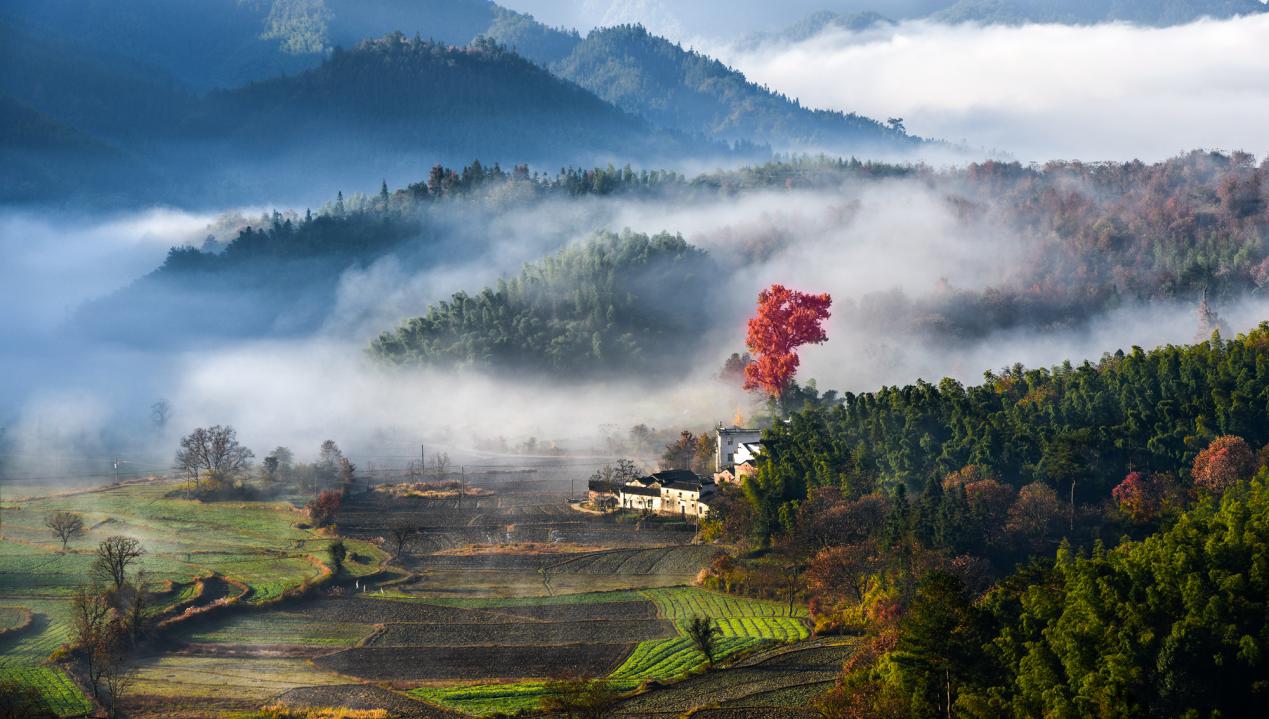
[313,644,634,681]
[271,684,458,718]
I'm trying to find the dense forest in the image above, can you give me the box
[703,325,1269,717]
[370,231,715,375]
[846,151,1269,341]
[748,321,1269,532]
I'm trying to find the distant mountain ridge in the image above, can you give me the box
[190,33,703,167]
[931,0,1269,25]
[1,0,926,204]
[548,24,912,152]
[744,0,1269,48]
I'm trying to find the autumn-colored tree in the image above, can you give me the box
[1112,471,1181,524]
[307,489,342,527]
[1005,482,1063,544]
[1192,435,1256,493]
[742,284,832,396]
[661,430,697,470]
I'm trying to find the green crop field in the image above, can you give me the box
[0,666,94,717]
[0,479,386,715]
[414,587,812,716]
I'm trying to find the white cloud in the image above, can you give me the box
[714,15,1269,162]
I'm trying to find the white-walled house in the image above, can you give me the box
[735,441,763,466]
[715,425,761,472]
[597,469,715,517]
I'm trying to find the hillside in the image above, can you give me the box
[0,15,193,143]
[191,33,705,169]
[550,25,914,152]
[370,230,716,376]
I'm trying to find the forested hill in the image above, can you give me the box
[370,231,716,376]
[548,25,913,152]
[752,324,1269,532]
[190,33,704,170]
[735,325,1269,718]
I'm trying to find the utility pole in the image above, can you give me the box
[458,465,465,509]
[420,443,425,479]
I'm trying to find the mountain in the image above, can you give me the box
[549,25,915,152]
[1,0,313,92]
[0,96,142,203]
[0,16,193,143]
[931,0,1269,25]
[188,33,710,176]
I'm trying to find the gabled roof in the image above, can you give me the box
[646,469,700,485]
[588,479,621,494]
[621,484,661,497]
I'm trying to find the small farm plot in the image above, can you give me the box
[311,594,670,681]
[610,639,856,717]
[0,666,93,718]
[367,618,673,647]
[314,643,636,681]
[546,545,721,576]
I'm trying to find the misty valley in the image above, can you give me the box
[4,2,1269,719]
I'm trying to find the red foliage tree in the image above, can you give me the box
[1191,435,1257,493]
[1112,471,1153,523]
[742,284,832,396]
[307,489,342,527]
[1112,471,1178,524]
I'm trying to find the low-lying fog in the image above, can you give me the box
[5,171,1267,488]
[712,14,1269,162]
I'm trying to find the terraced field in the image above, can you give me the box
[413,588,813,717]
[3,478,826,719]
[611,639,856,717]
[0,479,385,716]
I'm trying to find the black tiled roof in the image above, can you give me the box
[621,485,662,497]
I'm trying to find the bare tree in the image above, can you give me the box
[338,457,357,495]
[150,399,172,430]
[93,536,145,592]
[96,622,136,719]
[174,425,254,490]
[44,511,85,552]
[71,583,112,698]
[386,520,414,559]
[124,571,151,642]
[430,451,451,476]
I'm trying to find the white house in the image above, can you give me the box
[715,425,761,472]
[735,441,763,466]
[609,469,715,517]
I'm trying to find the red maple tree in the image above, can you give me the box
[743,284,832,396]
[1192,435,1256,493]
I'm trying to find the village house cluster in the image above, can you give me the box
[586,425,764,518]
